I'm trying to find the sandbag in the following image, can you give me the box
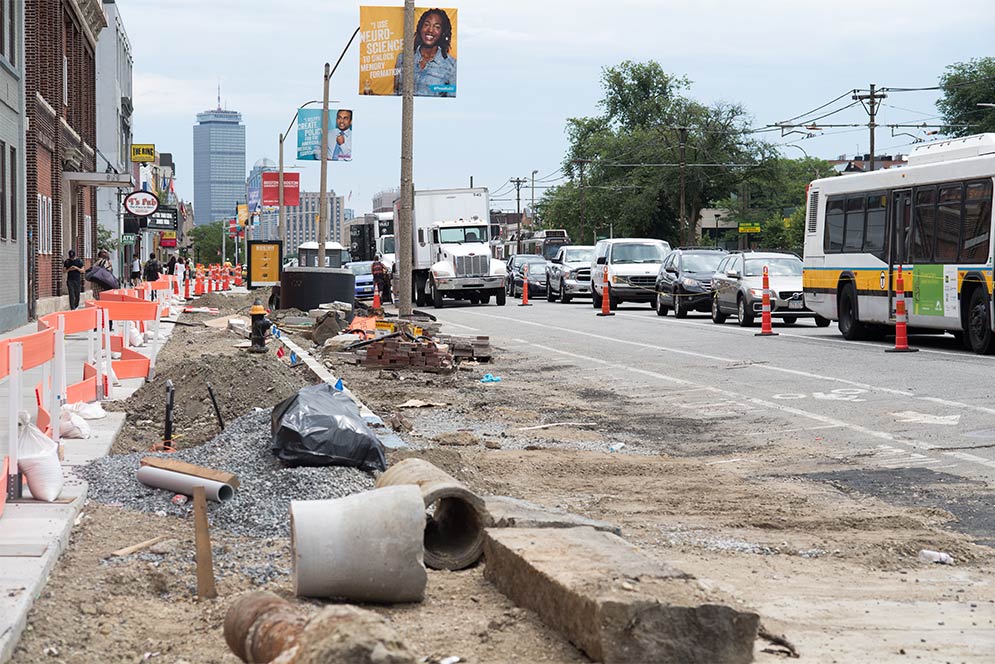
[271,384,386,471]
[59,410,91,439]
[62,401,107,420]
[128,325,144,347]
[17,411,63,501]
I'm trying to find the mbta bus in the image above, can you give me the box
[500,229,571,260]
[803,134,995,353]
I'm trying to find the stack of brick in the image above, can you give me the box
[359,338,454,373]
[435,334,492,362]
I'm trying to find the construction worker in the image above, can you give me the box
[371,254,392,304]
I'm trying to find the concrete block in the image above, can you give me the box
[482,495,621,535]
[484,527,758,664]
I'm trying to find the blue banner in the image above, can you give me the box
[296,108,353,161]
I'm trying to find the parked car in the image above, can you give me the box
[710,251,831,327]
[346,261,376,300]
[591,238,672,309]
[546,245,594,302]
[654,248,728,317]
[505,254,549,298]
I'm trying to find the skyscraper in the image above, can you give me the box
[192,102,245,227]
[285,190,345,255]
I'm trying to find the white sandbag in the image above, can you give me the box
[17,411,63,502]
[128,325,144,347]
[59,410,91,439]
[62,401,107,420]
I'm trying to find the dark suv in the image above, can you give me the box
[654,247,728,317]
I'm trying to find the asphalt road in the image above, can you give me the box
[430,295,995,487]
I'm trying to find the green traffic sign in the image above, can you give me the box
[121,233,137,245]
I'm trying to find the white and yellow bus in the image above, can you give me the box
[803,134,995,353]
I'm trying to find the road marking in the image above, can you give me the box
[891,411,962,426]
[745,424,843,436]
[707,458,744,465]
[453,310,995,419]
[942,451,995,470]
[441,321,481,332]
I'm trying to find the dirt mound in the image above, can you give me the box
[191,287,268,315]
[108,320,316,454]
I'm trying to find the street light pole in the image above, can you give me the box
[317,63,331,268]
[278,132,285,247]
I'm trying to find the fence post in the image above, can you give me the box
[52,316,65,446]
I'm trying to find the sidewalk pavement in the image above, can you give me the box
[0,307,178,663]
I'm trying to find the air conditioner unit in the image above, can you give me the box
[63,146,83,170]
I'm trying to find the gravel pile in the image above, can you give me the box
[80,408,377,538]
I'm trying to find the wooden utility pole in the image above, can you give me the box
[511,177,527,253]
[317,63,331,268]
[853,84,886,173]
[397,0,415,316]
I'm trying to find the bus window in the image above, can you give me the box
[863,192,887,259]
[911,188,935,262]
[936,184,962,262]
[843,196,865,252]
[960,180,993,263]
[825,197,845,252]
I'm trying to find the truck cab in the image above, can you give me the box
[425,219,507,307]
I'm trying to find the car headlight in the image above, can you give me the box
[612,275,625,284]
[432,267,454,279]
[681,277,703,289]
[749,288,767,297]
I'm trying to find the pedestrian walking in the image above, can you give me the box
[89,249,116,301]
[165,255,177,276]
[371,254,393,304]
[130,254,141,287]
[63,249,84,310]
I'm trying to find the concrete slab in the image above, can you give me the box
[483,527,759,664]
[481,495,622,535]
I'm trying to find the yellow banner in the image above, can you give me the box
[359,6,458,97]
[237,204,249,226]
[249,242,281,287]
[131,144,155,163]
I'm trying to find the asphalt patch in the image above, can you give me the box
[806,467,995,547]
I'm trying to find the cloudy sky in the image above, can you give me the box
[125,0,994,214]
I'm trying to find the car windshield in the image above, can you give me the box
[611,243,668,264]
[438,226,488,244]
[682,253,725,274]
[744,257,802,277]
[348,263,373,275]
[519,256,547,267]
[381,236,395,254]
[564,248,593,262]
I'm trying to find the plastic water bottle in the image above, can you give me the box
[918,549,954,565]
[609,443,625,453]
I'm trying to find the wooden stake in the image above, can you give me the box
[193,485,217,599]
[109,535,167,558]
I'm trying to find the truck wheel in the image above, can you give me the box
[592,287,602,309]
[560,287,572,304]
[496,289,506,306]
[546,282,556,302]
[432,282,444,309]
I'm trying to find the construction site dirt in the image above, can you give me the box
[10,315,995,662]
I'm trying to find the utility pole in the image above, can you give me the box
[511,177,527,253]
[278,132,285,247]
[317,63,331,268]
[678,127,688,246]
[397,0,415,316]
[572,159,589,243]
[531,169,538,230]
[852,84,886,172]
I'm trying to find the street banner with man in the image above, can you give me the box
[297,108,354,161]
[359,6,458,97]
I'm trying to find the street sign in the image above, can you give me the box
[738,222,761,234]
[131,144,155,163]
[126,205,178,231]
[121,233,137,245]
[124,190,159,217]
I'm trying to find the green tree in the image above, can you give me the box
[188,221,235,265]
[96,227,119,253]
[937,57,995,136]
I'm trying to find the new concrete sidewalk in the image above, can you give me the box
[0,306,179,663]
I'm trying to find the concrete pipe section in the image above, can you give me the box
[375,458,487,570]
[291,485,427,603]
[136,466,235,502]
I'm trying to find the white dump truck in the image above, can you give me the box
[381,187,506,308]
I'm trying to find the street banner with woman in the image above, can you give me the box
[359,6,458,97]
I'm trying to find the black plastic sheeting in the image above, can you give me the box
[271,384,386,471]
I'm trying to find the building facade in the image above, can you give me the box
[26,0,116,316]
[94,0,131,276]
[192,106,245,227]
[284,190,344,255]
[0,0,28,330]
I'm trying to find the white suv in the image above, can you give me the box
[591,238,672,309]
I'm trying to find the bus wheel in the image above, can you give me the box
[837,283,868,341]
[967,287,995,354]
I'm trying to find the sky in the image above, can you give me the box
[125,0,995,215]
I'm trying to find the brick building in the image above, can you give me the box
[25,0,127,316]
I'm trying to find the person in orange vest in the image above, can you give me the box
[371,255,392,304]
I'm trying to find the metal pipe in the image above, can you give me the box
[137,466,235,502]
[163,379,175,447]
[207,382,225,430]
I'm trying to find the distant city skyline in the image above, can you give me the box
[192,104,245,226]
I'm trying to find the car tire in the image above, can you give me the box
[592,287,602,308]
[479,294,490,305]
[711,296,727,324]
[837,282,868,340]
[782,317,797,325]
[674,289,688,318]
[560,286,572,304]
[432,282,444,309]
[967,287,995,354]
[814,315,831,328]
[656,292,669,317]
[496,289,506,306]
[737,295,754,327]
[547,280,556,302]
[609,293,619,310]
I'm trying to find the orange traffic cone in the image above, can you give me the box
[755,265,778,337]
[887,265,918,353]
[184,276,191,299]
[519,264,532,306]
[372,282,382,309]
[597,265,614,317]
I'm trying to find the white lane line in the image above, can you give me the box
[881,458,943,468]
[745,424,843,436]
[942,451,995,470]
[440,320,481,332]
[707,458,744,465]
[457,310,995,419]
[520,340,934,451]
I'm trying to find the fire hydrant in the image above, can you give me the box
[249,300,272,353]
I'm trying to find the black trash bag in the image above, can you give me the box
[271,383,387,471]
